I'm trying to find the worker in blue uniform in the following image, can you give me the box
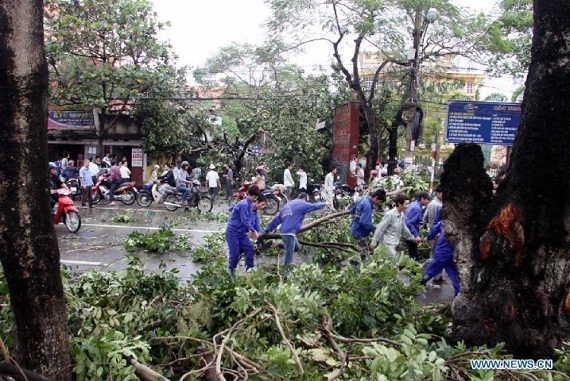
[264,192,328,266]
[226,185,262,274]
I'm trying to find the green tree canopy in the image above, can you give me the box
[265,0,498,170]
[194,42,335,182]
[44,0,188,150]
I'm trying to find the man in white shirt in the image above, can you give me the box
[323,166,336,205]
[283,161,295,198]
[296,166,308,193]
[370,193,422,257]
[120,160,131,180]
[356,163,365,191]
[205,164,221,201]
[88,157,99,183]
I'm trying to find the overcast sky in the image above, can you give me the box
[150,0,517,97]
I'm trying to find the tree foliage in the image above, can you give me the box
[44,0,187,146]
[486,0,533,79]
[266,0,494,169]
[194,42,334,182]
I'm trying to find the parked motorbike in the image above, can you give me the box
[91,174,138,205]
[136,182,163,207]
[228,182,281,215]
[270,184,289,209]
[333,179,354,211]
[65,177,81,201]
[163,180,213,213]
[52,188,81,233]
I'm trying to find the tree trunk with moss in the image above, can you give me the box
[0,1,71,379]
[443,0,570,359]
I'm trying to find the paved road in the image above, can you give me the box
[55,198,456,305]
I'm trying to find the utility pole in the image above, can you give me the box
[388,7,437,176]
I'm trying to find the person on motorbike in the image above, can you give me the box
[176,161,192,206]
[49,162,68,209]
[157,164,177,199]
[62,159,79,180]
[106,164,123,206]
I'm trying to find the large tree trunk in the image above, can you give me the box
[0,1,72,379]
[445,0,570,359]
[362,105,378,175]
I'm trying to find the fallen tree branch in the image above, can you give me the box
[196,347,218,381]
[298,240,358,254]
[0,362,49,381]
[298,211,351,234]
[322,316,348,381]
[128,357,169,381]
[266,303,304,376]
[319,315,403,348]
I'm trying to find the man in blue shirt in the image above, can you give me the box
[264,193,328,266]
[405,191,431,260]
[226,185,262,274]
[350,189,386,259]
[421,211,460,296]
[79,159,94,208]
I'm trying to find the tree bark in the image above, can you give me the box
[446,0,570,359]
[0,1,72,379]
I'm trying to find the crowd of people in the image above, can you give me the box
[223,160,458,297]
[49,154,457,296]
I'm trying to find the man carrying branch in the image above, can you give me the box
[370,193,421,257]
[264,193,328,266]
[350,189,387,260]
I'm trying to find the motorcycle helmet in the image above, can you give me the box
[181,161,189,167]
[49,162,57,169]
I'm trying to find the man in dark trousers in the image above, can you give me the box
[421,209,460,296]
[405,191,431,260]
[226,185,262,275]
[264,193,328,266]
[350,189,387,259]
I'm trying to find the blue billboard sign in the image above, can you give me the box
[445,101,522,146]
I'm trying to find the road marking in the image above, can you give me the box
[61,259,103,266]
[81,223,221,234]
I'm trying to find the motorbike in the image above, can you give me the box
[52,188,81,233]
[228,182,281,215]
[136,181,163,207]
[311,181,322,202]
[333,180,354,211]
[270,184,289,209]
[163,180,213,213]
[65,177,81,201]
[91,173,138,205]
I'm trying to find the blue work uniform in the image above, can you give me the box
[350,197,376,238]
[421,219,460,296]
[226,198,257,271]
[265,199,326,266]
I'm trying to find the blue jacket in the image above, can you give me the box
[405,200,423,237]
[226,198,256,235]
[427,220,454,257]
[350,197,376,238]
[265,200,326,235]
